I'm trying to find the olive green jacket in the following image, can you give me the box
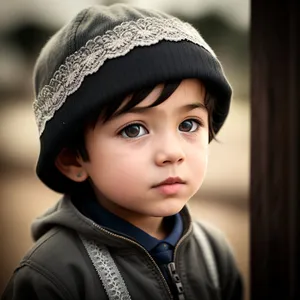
[2,196,243,300]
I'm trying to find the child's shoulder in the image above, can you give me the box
[24,226,80,262]
[16,226,86,291]
[192,220,237,269]
[193,221,234,256]
[192,220,243,295]
[2,227,108,300]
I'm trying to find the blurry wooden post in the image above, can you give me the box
[251,0,299,299]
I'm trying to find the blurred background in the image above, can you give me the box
[0,0,250,298]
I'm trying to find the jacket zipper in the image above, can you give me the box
[167,224,193,300]
[90,221,173,299]
[167,262,185,300]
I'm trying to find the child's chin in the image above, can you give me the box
[150,200,187,217]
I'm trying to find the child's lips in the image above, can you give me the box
[152,177,186,195]
[154,183,185,195]
[153,176,185,187]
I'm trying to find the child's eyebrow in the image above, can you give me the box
[180,102,207,112]
[119,102,207,115]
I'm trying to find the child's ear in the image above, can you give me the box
[55,148,88,182]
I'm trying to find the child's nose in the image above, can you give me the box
[154,134,186,166]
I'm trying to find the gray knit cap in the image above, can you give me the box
[33,3,232,193]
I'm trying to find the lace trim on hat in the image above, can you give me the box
[79,235,131,300]
[34,16,215,136]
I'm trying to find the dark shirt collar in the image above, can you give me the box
[75,196,183,252]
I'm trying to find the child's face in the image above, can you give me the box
[81,79,209,217]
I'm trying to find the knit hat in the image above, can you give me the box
[33,3,232,193]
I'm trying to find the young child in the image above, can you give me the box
[2,3,243,300]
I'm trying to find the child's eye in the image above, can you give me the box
[178,119,201,132]
[120,124,148,138]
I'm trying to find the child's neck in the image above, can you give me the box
[129,215,167,240]
[97,198,168,240]
[116,210,167,240]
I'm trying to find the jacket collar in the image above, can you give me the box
[31,195,193,249]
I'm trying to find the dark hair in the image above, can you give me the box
[68,80,215,161]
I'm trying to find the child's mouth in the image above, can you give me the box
[152,177,186,195]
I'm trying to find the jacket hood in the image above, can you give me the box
[31,196,130,249]
[31,196,88,241]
